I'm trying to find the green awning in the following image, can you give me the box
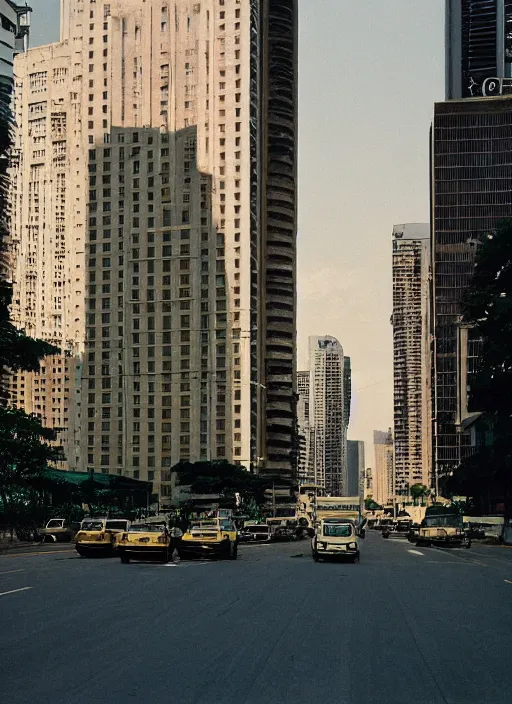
[41,469,151,493]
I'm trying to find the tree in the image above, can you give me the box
[174,460,272,512]
[410,483,430,506]
[457,219,512,519]
[364,497,382,511]
[0,407,64,537]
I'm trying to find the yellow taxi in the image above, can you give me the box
[117,522,171,563]
[179,518,238,560]
[75,518,130,557]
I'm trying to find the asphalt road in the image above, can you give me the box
[1,534,512,704]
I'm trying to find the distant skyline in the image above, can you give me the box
[26,0,445,464]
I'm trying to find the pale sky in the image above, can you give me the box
[27,0,445,465]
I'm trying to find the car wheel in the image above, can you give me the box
[120,553,130,564]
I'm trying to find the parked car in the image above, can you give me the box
[239,522,272,543]
[75,518,130,557]
[38,519,79,543]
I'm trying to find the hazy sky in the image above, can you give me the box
[27,0,445,464]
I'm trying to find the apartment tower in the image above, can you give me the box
[10,0,298,500]
[296,369,314,484]
[392,223,432,498]
[373,429,393,506]
[446,0,512,99]
[307,336,350,495]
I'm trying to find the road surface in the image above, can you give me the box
[1,533,512,704]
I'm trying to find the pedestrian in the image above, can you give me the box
[169,524,183,562]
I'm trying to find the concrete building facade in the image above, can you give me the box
[431,95,512,488]
[307,336,350,495]
[373,428,393,506]
[392,223,432,498]
[296,369,314,484]
[9,0,298,495]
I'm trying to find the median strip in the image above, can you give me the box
[0,586,32,597]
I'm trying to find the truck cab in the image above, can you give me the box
[312,518,361,563]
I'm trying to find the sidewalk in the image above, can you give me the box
[0,540,41,555]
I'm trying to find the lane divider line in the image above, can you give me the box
[505,580,512,585]
[407,549,424,556]
[0,586,32,597]
[0,569,26,576]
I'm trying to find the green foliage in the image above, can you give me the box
[462,220,512,415]
[410,483,430,505]
[0,407,64,534]
[454,219,512,516]
[0,282,59,372]
[364,498,382,511]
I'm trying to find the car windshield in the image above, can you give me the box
[46,520,64,528]
[424,516,461,528]
[105,520,128,530]
[323,524,352,537]
[129,524,165,533]
[81,521,103,531]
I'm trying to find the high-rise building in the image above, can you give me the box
[0,1,31,406]
[307,336,350,495]
[373,429,393,506]
[9,0,298,498]
[0,1,29,93]
[296,369,314,484]
[347,439,364,497]
[431,95,512,488]
[446,0,512,99]
[392,224,432,498]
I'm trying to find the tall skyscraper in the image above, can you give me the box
[296,369,314,484]
[307,336,350,495]
[392,224,432,498]
[347,439,364,498]
[373,429,393,506]
[431,95,512,489]
[9,0,298,500]
[446,0,512,99]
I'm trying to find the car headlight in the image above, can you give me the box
[348,542,357,550]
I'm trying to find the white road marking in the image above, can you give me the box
[161,561,212,567]
[505,579,512,585]
[0,569,26,576]
[407,549,424,556]
[0,586,32,597]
